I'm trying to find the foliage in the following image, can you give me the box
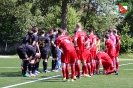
[120,23,133,53]
[67,6,80,36]
[44,5,79,36]
[0,0,133,54]
[43,5,61,31]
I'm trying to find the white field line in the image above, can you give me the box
[0,59,133,69]
[121,69,133,70]
[1,63,133,88]
[0,67,51,69]
[1,75,62,88]
[0,56,18,58]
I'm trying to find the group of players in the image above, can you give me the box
[17,23,121,82]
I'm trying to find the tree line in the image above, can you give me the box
[0,0,133,54]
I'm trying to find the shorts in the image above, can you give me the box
[61,49,77,64]
[75,46,84,60]
[83,49,91,63]
[17,46,26,59]
[40,49,50,59]
[51,46,58,58]
[102,60,112,71]
[90,51,96,59]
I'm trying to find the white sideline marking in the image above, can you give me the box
[119,63,133,66]
[1,74,62,88]
[0,67,51,69]
[2,63,133,88]
[121,69,133,70]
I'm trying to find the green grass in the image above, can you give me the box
[0,56,133,88]
[119,53,133,59]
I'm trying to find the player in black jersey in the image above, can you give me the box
[17,31,39,77]
[26,26,41,76]
[48,29,58,71]
[38,30,51,73]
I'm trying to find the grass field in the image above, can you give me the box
[0,56,133,88]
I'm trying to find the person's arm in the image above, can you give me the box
[56,46,63,53]
[74,37,78,46]
[36,42,40,54]
[51,35,56,47]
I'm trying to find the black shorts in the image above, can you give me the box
[40,49,50,59]
[51,46,58,58]
[17,46,26,59]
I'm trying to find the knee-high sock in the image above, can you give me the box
[71,64,75,79]
[75,63,80,77]
[43,61,47,71]
[66,64,69,79]
[87,63,91,75]
[62,66,66,78]
[28,63,34,73]
[22,60,29,75]
[35,62,39,71]
[82,64,87,75]
[111,57,116,67]
[116,61,119,70]
[52,60,57,70]
[52,60,55,70]
[91,62,95,75]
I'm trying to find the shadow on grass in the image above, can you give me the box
[0,71,22,77]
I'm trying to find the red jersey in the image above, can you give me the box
[74,30,88,52]
[97,52,114,74]
[56,35,77,63]
[116,35,121,50]
[97,52,112,62]
[88,33,97,51]
[105,39,115,57]
[56,35,74,52]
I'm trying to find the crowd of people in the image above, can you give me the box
[17,23,121,82]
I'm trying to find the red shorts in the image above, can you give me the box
[83,48,91,63]
[102,59,112,71]
[108,48,116,57]
[90,51,96,60]
[75,46,84,60]
[61,49,77,64]
[115,45,120,57]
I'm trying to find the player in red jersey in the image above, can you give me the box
[84,37,91,76]
[104,33,116,68]
[55,28,77,82]
[73,23,89,78]
[88,27,97,76]
[113,29,121,75]
[96,51,115,75]
[108,29,116,47]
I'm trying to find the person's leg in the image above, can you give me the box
[62,63,66,81]
[82,60,87,75]
[34,58,41,73]
[75,60,80,78]
[66,64,70,80]
[22,60,30,77]
[115,57,119,75]
[41,50,50,72]
[51,48,58,71]
[55,49,61,70]
[29,59,36,77]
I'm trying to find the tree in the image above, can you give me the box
[61,0,68,30]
